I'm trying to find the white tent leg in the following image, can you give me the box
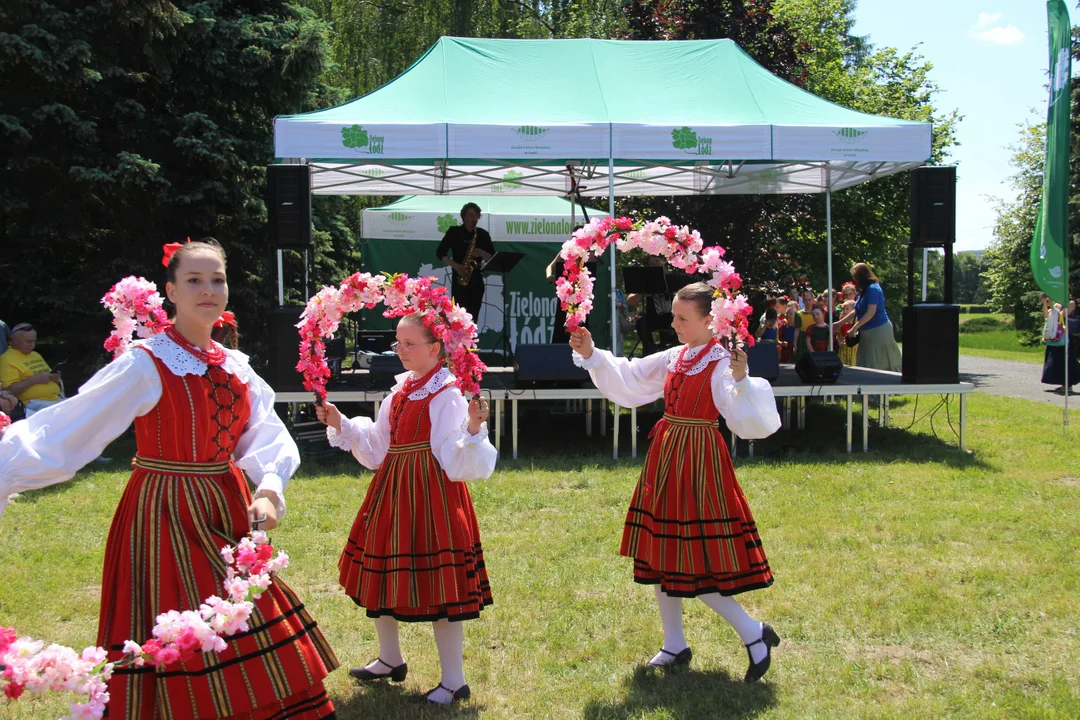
[609,157,618,355]
[826,188,834,350]
[921,248,929,301]
[277,249,285,306]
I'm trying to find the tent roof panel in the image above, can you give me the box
[276,37,931,194]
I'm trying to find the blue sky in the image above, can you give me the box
[851,0,1055,251]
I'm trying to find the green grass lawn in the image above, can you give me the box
[957,314,1044,365]
[1,394,1078,718]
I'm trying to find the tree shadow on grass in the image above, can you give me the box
[486,398,992,471]
[582,665,777,720]
[330,681,482,720]
[664,394,991,470]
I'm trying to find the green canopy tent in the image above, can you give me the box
[358,195,610,352]
[274,37,932,350]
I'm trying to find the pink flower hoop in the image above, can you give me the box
[296,273,486,400]
[557,216,754,347]
[101,277,170,357]
[1,533,288,719]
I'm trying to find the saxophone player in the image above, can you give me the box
[436,202,495,324]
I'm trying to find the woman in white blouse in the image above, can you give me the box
[0,239,339,718]
[570,282,783,683]
[316,311,496,705]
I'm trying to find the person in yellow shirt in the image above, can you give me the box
[0,323,62,413]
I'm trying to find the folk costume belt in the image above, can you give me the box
[660,414,718,428]
[649,414,718,441]
[386,441,432,455]
[132,456,232,475]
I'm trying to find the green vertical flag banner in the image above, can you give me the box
[1032,0,1072,306]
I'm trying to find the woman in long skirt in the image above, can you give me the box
[847,263,902,372]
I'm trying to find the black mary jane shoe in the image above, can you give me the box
[426,683,471,704]
[349,658,408,683]
[648,646,693,667]
[743,623,781,683]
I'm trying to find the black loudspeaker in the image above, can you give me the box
[902,304,959,384]
[746,343,780,382]
[368,355,405,388]
[514,344,590,385]
[266,306,306,391]
[795,351,843,384]
[910,166,956,246]
[356,331,395,355]
[267,165,312,249]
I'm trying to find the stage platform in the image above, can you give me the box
[275,365,974,459]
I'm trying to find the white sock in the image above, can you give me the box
[649,586,689,665]
[365,615,403,672]
[698,593,766,663]
[428,619,466,703]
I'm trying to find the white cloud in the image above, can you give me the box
[969,12,1025,45]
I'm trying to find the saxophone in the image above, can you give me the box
[456,227,480,286]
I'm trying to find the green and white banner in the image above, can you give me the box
[1031,0,1072,306]
[359,196,612,354]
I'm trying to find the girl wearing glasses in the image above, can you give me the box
[316,312,496,705]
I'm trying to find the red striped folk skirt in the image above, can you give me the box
[339,441,492,622]
[100,457,338,720]
[620,415,773,598]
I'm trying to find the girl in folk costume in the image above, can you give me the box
[836,282,859,366]
[315,312,496,705]
[806,305,831,353]
[569,282,783,682]
[0,240,339,719]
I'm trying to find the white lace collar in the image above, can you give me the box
[665,343,728,376]
[393,367,454,400]
[138,333,252,385]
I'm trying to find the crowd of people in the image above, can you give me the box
[749,262,902,372]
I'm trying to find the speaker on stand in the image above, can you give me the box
[901,305,959,384]
[514,344,590,386]
[904,166,960,384]
[267,165,314,307]
[266,306,306,392]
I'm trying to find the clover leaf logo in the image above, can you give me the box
[437,214,457,233]
[342,125,369,149]
[833,128,868,144]
[514,125,549,138]
[672,126,698,151]
[502,170,523,189]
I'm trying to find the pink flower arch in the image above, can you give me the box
[296,273,486,400]
[557,216,754,346]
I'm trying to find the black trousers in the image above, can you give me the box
[452,281,484,326]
